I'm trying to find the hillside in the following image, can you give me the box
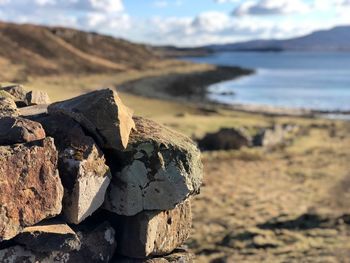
[208,26,350,52]
[0,22,163,81]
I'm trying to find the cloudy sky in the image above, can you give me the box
[0,0,349,46]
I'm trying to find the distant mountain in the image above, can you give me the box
[0,21,163,81]
[208,26,350,52]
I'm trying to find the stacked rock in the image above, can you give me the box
[0,84,203,262]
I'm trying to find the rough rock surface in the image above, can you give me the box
[0,138,63,241]
[0,84,28,107]
[0,97,19,117]
[14,220,81,252]
[48,89,135,150]
[104,116,203,216]
[198,128,251,151]
[115,200,192,258]
[0,222,116,263]
[26,90,51,105]
[38,114,111,224]
[19,104,48,118]
[0,90,16,100]
[0,117,46,145]
[114,249,194,262]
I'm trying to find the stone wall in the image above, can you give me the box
[0,84,203,262]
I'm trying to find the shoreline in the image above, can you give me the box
[119,65,253,103]
[118,65,350,119]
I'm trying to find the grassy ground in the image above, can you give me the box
[17,74,350,262]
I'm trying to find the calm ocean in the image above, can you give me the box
[185,52,350,112]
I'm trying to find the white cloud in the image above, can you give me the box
[192,12,231,32]
[34,0,55,6]
[154,0,169,8]
[0,0,127,34]
[233,0,311,16]
[80,12,131,31]
[146,12,310,46]
[153,0,183,8]
[214,0,240,3]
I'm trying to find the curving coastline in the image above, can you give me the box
[118,64,350,118]
[119,65,253,103]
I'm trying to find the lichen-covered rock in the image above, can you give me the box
[71,221,117,263]
[0,222,116,263]
[0,84,28,107]
[14,220,81,252]
[37,115,111,224]
[104,117,203,216]
[25,90,51,105]
[0,117,46,145]
[0,138,63,241]
[115,200,192,259]
[0,97,19,117]
[48,89,135,150]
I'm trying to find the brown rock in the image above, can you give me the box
[25,90,51,105]
[0,97,19,117]
[104,117,202,216]
[115,200,192,259]
[0,138,63,241]
[0,84,28,107]
[14,220,81,252]
[0,222,116,263]
[0,117,46,145]
[48,89,135,150]
[37,114,111,224]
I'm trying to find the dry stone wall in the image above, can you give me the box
[0,84,203,262]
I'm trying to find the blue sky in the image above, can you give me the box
[0,0,349,46]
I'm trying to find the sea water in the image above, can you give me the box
[184,52,350,112]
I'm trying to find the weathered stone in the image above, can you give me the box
[253,124,300,148]
[14,220,81,252]
[19,104,48,119]
[0,117,46,145]
[0,90,16,100]
[0,222,116,263]
[114,249,194,262]
[70,221,117,263]
[25,90,51,105]
[115,200,192,259]
[0,84,28,107]
[0,97,19,117]
[198,128,251,151]
[0,138,63,241]
[37,114,111,224]
[48,89,135,150]
[104,117,202,216]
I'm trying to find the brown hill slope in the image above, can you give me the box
[0,22,162,81]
